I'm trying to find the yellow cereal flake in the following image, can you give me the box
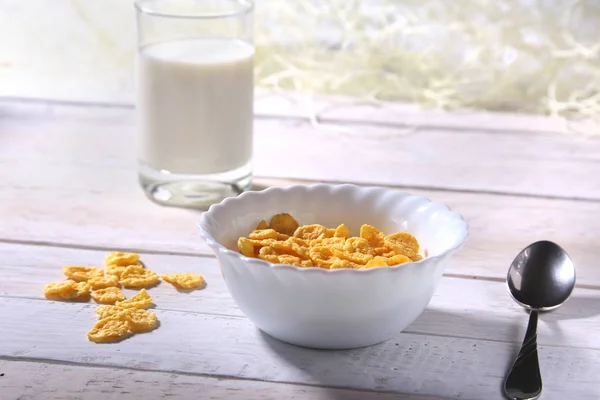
[161,273,206,290]
[386,232,420,253]
[128,309,159,333]
[269,241,309,259]
[331,247,373,265]
[293,224,330,241]
[387,254,412,265]
[334,224,350,238]
[115,289,153,309]
[95,305,128,319]
[268,213,300,236]
[363,256,389,269]
[119,265,159,289]
[88,272,120,290]
[87,316,131,343]
[237,237,255,258]
[249,229,289,241]
[360,224,385,246]
[255,219,269,230]
[105,264,127,278]
[237,214,424,270]
[62,266,101,282]
[105,251,140,267]
[43,280,90,301]
[90,287,126,305]
[94,306,158,334]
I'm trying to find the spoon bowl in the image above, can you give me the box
[507,240,576,311]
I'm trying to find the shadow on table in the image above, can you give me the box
[545,295,600,320]
[257,309,521,400]
[528,294,600,350]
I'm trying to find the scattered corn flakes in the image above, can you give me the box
[237,214,423,269]
[44,250,207,343]
[105,251,140,267]
[62,266,101,282]
[88,272,120,290]
[87,315,132,343]
[43,280,91,301]
[90,287,126,305]
[161,273,206,290]
[115,289,153,309]
[119,265,159,289]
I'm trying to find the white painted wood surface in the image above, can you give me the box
[2,298,599,400]
[1,97,600,399]
[1,361,437,400]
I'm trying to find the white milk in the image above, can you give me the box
[137,37,254,175]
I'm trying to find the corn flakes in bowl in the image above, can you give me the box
[198,184,468,349]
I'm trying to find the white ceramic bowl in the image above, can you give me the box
[198,184,468,349]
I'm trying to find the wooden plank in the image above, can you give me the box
[2,242,600,350]
[255,91,596,136]
[2,99,600,200]
[1,175,599,286]
[1,298,598,400]
[0,360,437,400]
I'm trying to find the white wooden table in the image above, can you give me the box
[1,95,600,400]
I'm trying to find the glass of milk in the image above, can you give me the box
[135,0,254,208]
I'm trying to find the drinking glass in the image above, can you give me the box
[135,0,254,208]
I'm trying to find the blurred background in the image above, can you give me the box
[1,0,599,132]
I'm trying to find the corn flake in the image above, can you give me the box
[94,306,158,334]
[293,224,331,241]
[105,251,140,267]
[128,310,159,333]
[255,219,269,230]
[115,289,153,309]
[88,272,120,290]
[91,287,126,305]
[119,265,159,289]
[43,280,90,301]
[105,264,127,278]
[237,237,256,258]
[95,305,128,319]
[334,224,350,238]
[249,229,289,241]
[87,316,131,343]
[161,273,206,290]
[269,213,300,236]
[62,266,101,282]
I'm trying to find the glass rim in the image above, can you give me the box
[134,0,254,19]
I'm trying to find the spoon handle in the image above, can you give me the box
[504,310,542,400]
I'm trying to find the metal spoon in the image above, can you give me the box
[504,240,575,400]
